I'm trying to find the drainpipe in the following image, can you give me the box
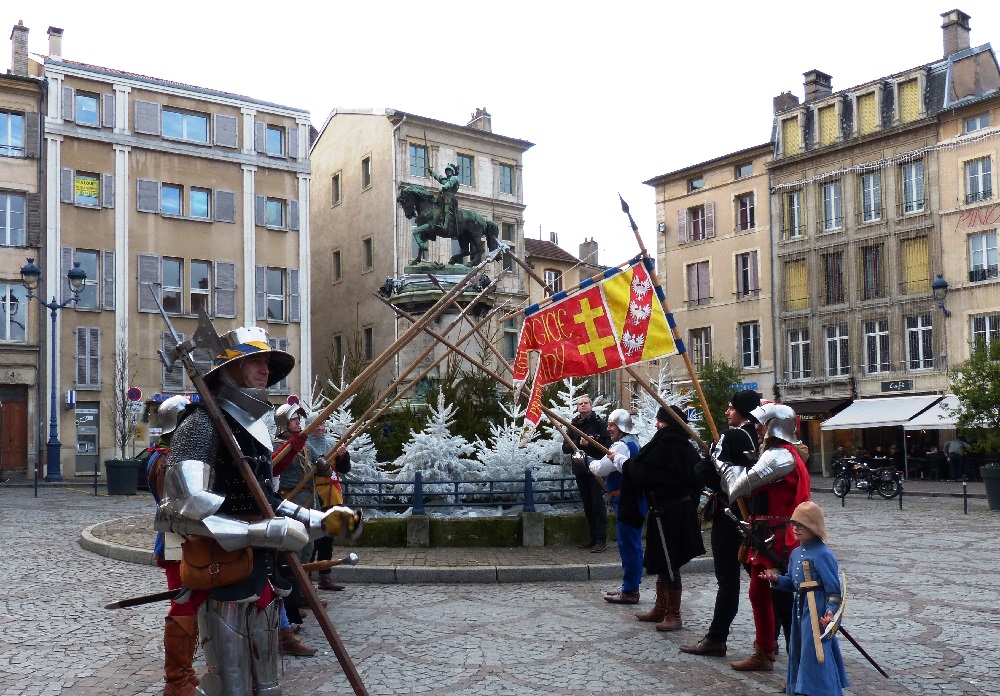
[35,77,48,494]
[390,113,406,381]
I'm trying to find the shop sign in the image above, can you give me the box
[881,380,914,393]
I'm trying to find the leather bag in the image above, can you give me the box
[179,535,253,590]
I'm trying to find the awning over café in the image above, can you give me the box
[820,395,942,431]
[903,396,959,430]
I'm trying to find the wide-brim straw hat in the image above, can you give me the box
[791,501,827,541]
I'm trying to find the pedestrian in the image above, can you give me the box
[562,395,612,552]
[619,405,705,632]
[714,402,811,671]
[154,325,363,695]
[944,437,969,481]
[681,390,761,657]
[309,412,352,592]
[762,501,850,696]
[589,408,644,604]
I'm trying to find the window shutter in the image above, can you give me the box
[698,262,710,301]
[192,346,213,379]
[101,173,115,208]
[102,250,115,310]
[289,268,300,322]
[214,261,237,318]
[254,194,266,226]
[137,253,162,313]
[705,201,716,238]
[162,332,186,392]
[26,192,42,247]
[288,126,299,160]
[735,256,745,297]
[61,246,73,304]
[24,112,40,158]
[268,338,290,394]
[214,189,237,223]
[76,327,88,387]
[686,264,698,302]
[677,209,687,244]
[254,121,266,153]
[61,86,75,121]
[749,251,759,291]
[89,327,101,388]
[213,114,239,148]
[134,100,161,135]
[102,94,115,128]
[60,168,74,204]
[136,179,160,213]
[289,200,300,231]
[255,265,267,320]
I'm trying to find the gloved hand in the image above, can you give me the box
[321,506,365,540]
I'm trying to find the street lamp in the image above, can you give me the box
[931,274,952,318]
[20,257,87,482]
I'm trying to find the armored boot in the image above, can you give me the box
[655,589,683,632]
[730,642,777,671]
[197,600,254,696]
[635,580,667,622]
[250,598,282,695]
[163,615,199,696]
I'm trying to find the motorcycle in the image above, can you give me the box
[832,457,902,500]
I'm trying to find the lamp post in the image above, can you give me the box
[931,274,951,318]
[20,258,87,482]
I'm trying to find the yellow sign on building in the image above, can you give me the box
[74,176,99,199]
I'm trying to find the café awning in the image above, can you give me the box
[903,396,959,430]
[820,395,942,431]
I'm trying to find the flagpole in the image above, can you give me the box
[619,195,720,443]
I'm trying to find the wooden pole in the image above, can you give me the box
[498,257,636,322]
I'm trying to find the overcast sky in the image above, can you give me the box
[7,0,1000,267]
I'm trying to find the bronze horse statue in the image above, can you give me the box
[397,185,500,265]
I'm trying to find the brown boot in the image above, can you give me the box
[279,627,317,657]
[163,615,199,696]
[655,589,683,631]
[680,636,727,656]
[730,642,776,671]
[635,580,667,622]
[318,575,345,591]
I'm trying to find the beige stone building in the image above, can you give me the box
[309,108,532,394]
[15,27,310,478]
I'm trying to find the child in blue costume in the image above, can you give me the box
[763,501,850,696]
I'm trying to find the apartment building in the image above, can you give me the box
[19,27,310,477]
[309,108,532,393]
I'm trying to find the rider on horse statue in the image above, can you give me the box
[428,163,460,235]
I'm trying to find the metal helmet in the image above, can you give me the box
[274,403,306,434]
[750,402,797,442]
[158,395,189,435]
[445,162,459,175]
[607,408,636,435]
[203,325,295,389]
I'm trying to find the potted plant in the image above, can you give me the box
[104,331,141,495]
[948,340,1000,509]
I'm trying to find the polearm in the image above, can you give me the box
[148,293,368,696]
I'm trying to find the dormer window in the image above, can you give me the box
[966,114,991,133]
[781,116,800,156]
[857,91,879,136]
[688,176,704,192]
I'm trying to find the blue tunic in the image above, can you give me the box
[774,540,850,696]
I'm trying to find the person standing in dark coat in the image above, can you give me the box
[562,395,612,552]
[619,405,705,632]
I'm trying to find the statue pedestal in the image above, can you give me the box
[403,262,471,275]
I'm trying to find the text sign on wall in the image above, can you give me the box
[881,380,914,393]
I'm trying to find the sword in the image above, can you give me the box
[801,560,825,664]
[653,513,675,583]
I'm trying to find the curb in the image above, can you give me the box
[80,522,157,566]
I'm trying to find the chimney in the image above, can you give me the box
[467,107,492,132]
[803,70,833,102]
[549,231,559,245]
[941,9,971,56]
[47,26,62,59]
[773,91,800,114]
[579,238,598,266]
[9,21,28,77]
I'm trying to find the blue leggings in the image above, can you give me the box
[614,498,647,592]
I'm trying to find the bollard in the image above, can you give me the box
[523,469,536,513]
[412,471,425,515]
[898,477,904,511]
[94,465,99,497]
[963,475,968,515]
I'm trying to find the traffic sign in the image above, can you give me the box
[128,401,144,416]
[287,395,300,405]
[127,387,143,402]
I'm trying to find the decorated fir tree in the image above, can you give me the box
[474,399,547,485]
[632,365,696,444]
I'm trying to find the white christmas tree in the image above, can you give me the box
[632,365,696,444]
[533,377,609,465]
[474,399,547,486]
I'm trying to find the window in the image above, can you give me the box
[265,125,284,156]
[409,144,427,177]
[735,163,752,179]
[901,161,924,213]
[162,257,183,314]
[361,156,372,189]
[162,109,208,143]
[502,319,520,361]
[825,324,850,377]
[972,312,1000,348]
[857,92,878,135]
[74,173,100,208]
[781,116,800,156]
[822,251,844,305]
[161,184,182,215]
[901,237,930,294]
[688,176,704,192]
[71,250,100,310]
[968,230,999,282]
[864,319,890,373]
[785,259,808,310]
[817,105,838,147]
[543,269,563,293]
[501,222,514,242]
[190,260,210,316]
[860,243,886,300]
[788,328,811,380]
[76,327,101,389]
[266,268,285,321]
[267,337,290,394]
[362,237,373,272]
[686,261,710,306]
[735,252,758,298]
[736,193,755,231]
[332,334,343,373]
[499,164,514,195]
[458,154,474,187]
[0,111,25,157]
[965,114,990,133]
[0,283,26,341]
[266,198,284,228]
[362,326,374,362]
[332,172,341,205]
[0,192,26,246]
[898,79,920,123]
[860,172,882,222]
[190,188,210,220]
[689,328,712,371]
[75,92,99,126]
[738,321,760,369]
[906,314,934,370]
[822,181,842,230]
[689,205,706,241]
[965,157,993,204]
[783,190,803,238]
[332,249,342,283]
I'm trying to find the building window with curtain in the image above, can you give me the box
[901,236,930,293]
[788,328,811,380]
[689,327,712,371]
[901,161,924,214]
[0,192,25,246]
[860,243,885,300]
[906,314,934,370]
[864,319,890,373]
[822,251,844,305]
[965,157,992,204]
[0,283,27,342]
[736,193,755,231]
[971,312,1000,348]
[822,180,842,231]
[825,324,850,377]
[738,321,760,369]
[543,269,563,293]
[968,230,998,283]
[785,259,808,310]
[783,190,803,239]
[860,171,882,222]
[735,251,758,298]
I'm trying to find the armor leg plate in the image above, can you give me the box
[250,598,282,696]
[196,600,253,696]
